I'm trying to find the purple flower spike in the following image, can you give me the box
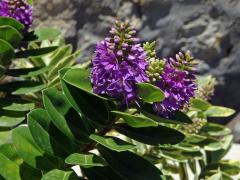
[91,21,149,105]
[153,52,197,117]
[0,0,33,30]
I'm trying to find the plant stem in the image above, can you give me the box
[179,163,189,180]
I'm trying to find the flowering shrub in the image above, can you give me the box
[0,3,239,180]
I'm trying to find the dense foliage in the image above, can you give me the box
[0,1,239,180]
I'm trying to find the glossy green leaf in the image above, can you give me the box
[63,68,114,125]
[0,154,21,180]
[63,68,92,92]
[98,145,163,180]
[12,126,58,170]
[205,161,240,176]
[0,131,12,146]
[112,111,158,128]
[48,50,80,79]
[207,172,222,180]
[14,84,46,95]
[28,109,61,156]
[15,46,58,59]
[90,134,135,152]
[43,88,75,141]
[205,135,233,163]
[204,106,235,117]
[0,143,20,164]
[0,81,46,94]
[115,123,185,145]
[48,45,72,66]
[65,153,107,167]
[5,67,46,77]
[137,83,164,103]
[0,39,14,65]
[0,17,24,32]
[201,123,231,136]
[0,25,23,46]
[28,108,79,157]
[190,98,211,111]
[0,98,34,111]
[42,169,78,180]
[0,109,25,127]
[82,166,125,180]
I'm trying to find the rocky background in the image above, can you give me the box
[33,0,240,130]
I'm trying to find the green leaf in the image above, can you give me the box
[0,39,14,65]
[0,81,46,94]
[12,126,58,170]
[112,111,158,128]
[204,106,235,117]
[190,98,211,111]
[137,83,165,103]
[28,108,79,157]
[0,131,12,146]
[90,134,135,152]
[35,28,62,41]
[205,135,233,163]
[5,67,45,77]
[82,166,125,180]
[0,109,25,127]
[49,44,72,66]
[0,17,24,32]
[63,68,92,92]
[205,161,240,176]
[0,98,34,111]
[115,123,185,145]
[63,68,114,125]
[201,123,231,136]
[98,145,163,180]
[15,46,58,59]
[0,143,20,163]
[0,154,21,180]
[0,25,23,47]
[42,169,78,180]
[28,109,63,156]
[43,88,75,141]
[48,50,80,80]
[65,153,107,167]
[207,172,222,180]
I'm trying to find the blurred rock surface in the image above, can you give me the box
[33,0,240,118]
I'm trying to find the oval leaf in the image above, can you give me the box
[204,106,235,117]
[42,169,78,180]
[0,39,14,65]
[137,83,164,103]
[0,17,24,32]
[115,123,185,145]
[90,134,135,152]
[112,111,158,128]
[98,145,163,180]
[12,126,58,170]
[65,153,107,167]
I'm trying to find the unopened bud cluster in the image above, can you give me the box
[143,42,165,82]
[183,118,207,134]
[196,76,217,101]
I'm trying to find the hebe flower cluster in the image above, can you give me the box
[91,21,149,105]
[152,51,197,117]
[0,0,33,30]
